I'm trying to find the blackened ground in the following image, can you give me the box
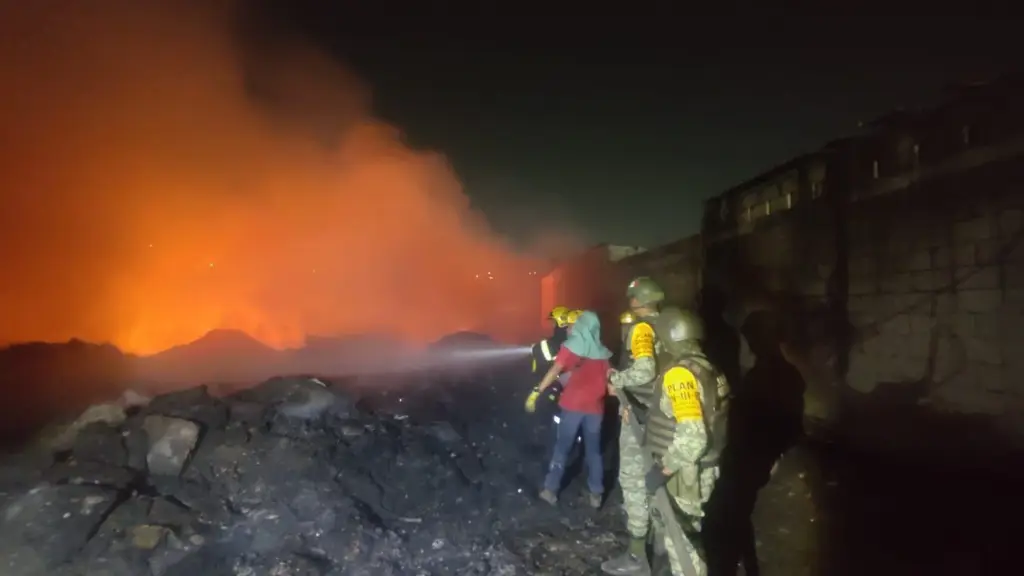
[1,360,1022,575]
[239,373,1024,576]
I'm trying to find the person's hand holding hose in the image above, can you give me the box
[526,361,564,414]
[524,388,541,413]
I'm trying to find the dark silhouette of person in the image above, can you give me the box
[703,309,806,576]
[699,287,742,399]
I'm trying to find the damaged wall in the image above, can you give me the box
[616,76,1024,454]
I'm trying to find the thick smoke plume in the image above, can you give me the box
[0,0,542,355]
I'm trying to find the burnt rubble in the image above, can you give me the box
[0,374,629,576]
[7,362,1003,574]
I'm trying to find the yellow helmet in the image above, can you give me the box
[566,309,583,324]
[549,306,570,327]
[619,310,636,325]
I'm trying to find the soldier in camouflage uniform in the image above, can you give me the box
[644,307,730,576]
[602,277,665,576]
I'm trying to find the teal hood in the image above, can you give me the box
[563,311,612,360]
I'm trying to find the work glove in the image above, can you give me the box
[525,388,541,413]
[644,465,670,495]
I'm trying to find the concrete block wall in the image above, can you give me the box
[671,155,1024,454]
[617,150,1024,453]
[839,156,1024,449]
[607,78,1024,453]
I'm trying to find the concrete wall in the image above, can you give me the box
[615,77,1024,455]
[836,149,1024,451]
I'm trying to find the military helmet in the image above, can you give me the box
[566,309,583,324]
[549,306,570,327]
[626,277,665,307]
[655,306,705,354]
[619,310,636,325]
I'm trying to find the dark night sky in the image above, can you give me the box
[265,3,1023,247]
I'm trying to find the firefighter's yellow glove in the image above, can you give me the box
[525,389,541,413]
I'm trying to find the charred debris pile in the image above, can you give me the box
[0,367,625,576]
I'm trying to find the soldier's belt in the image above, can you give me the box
[699,455,719,466]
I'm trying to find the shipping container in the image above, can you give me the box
[538,245,632,350]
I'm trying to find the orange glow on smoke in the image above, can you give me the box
[0,0,542,355]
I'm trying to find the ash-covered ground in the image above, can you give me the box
[0,363,1020,575]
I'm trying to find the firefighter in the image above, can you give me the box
[531,306,571,375]
[526,306,572,413]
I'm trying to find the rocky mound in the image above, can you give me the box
[0,374,626,576]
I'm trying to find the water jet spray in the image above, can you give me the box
[336,343,533,378]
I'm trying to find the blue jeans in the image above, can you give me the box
[543,409,604,495]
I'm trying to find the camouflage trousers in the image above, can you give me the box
[617,409,649,539]
[653,466,720,576]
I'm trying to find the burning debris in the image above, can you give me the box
[0,0,541,356]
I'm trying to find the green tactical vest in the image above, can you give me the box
[618,317,659,408]
[643,351,730,467]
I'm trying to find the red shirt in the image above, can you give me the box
[554,347,610,415]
